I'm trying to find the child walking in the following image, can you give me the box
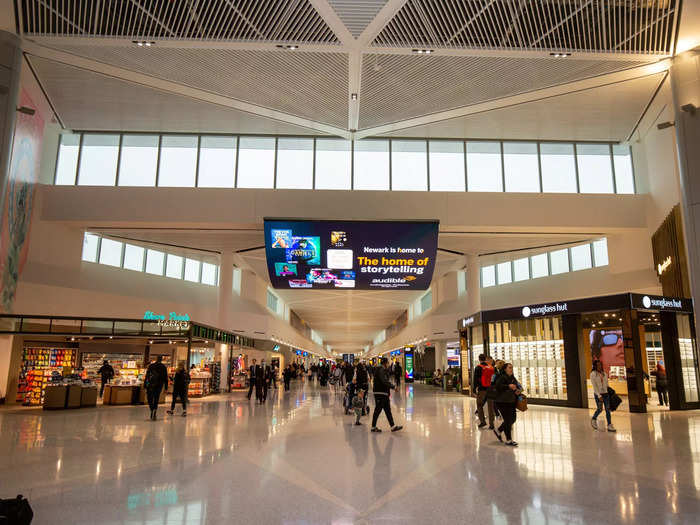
[353,390,365,426]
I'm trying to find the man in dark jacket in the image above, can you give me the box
[354,363,370,415]
[473,354,495,429]
[167,362,190,416]
[344,363,355,385]
[371,358,403,433]
[247,359,257,400]
[393,362,403,386]
[145,355,168,420]
[97,360,115,397]
[255,360,270,403]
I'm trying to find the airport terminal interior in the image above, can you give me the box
[2,1,700,524]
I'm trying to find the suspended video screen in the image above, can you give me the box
[264,219,439,290]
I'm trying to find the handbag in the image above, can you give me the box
[516,394,528,412]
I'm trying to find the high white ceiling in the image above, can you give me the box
[17,0,682,140]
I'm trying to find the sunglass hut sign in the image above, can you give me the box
[522,303,568,318]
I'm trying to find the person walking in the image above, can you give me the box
[473,354,495,429]
[97,360,115,398]
[393,361,402,386]
[283,366,292,391]
[354,362,370,415]
[145,355,169,421]
[371,357,403,433]
[654,360,669,407]
[353,390,366,426]
[256,360,270,403]
[270,365,278,390]
[591,359,616,432]
[344,362,355,386]
[167,361,190,417]
[247,359,257,400]
[493,363,520,446]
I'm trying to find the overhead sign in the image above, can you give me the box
[144,311,190,330]
[631,294,692,312]
[264,219,439,290]
[521,303,569,318]
[657,256,672,276]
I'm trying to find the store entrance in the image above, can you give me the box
[639,313,669,412]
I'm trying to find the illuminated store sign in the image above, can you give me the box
[639,295,683,310]
[657,256,672,276]
[143,311,191,330]
[521,303,568,318]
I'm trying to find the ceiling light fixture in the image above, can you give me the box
[412,49,434,54]
[276,44,299,50]
[351,93,358,100]
[657,121,675,130]
[550,52,572,58]
[133,40,155,47]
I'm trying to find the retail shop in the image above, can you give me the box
[458,293,699,412]
[0,314,254,407]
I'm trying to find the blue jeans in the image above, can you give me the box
[593,393,611,425]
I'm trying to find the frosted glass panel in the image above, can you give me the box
[184,259,201,282]
[78,134,119,186]
[613,144,635,194]
[497,262,512,284]
[503,142,539,192]
[354,140,389,190]
[540,143,577,193]
[577,144,614,194]
[55,133,80,185]
[315,139,351,190]
[570,244,592,271]
[198,136,236,188]
[146,250,165,275]
[429,141,465,191]
[531,254,549,278]
[549,249,569,275]
[98,238,122,267]
[593,239,609,267]
[82,233,99,262]
[467,142,502,192]
[276,138,313,189]
[118,134,158,186]
[482,265,496,287]
[123,244,145,271]
[166,254,184,279]
[158,135,197,187]
[392,140,428,191]
[513,257,529,281]
[201,262,218,285]
[237,137,275,188]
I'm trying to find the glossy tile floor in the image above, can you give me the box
[1,381,700,524]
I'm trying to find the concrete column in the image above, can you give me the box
[0,31,22,222]
[218,252,234,330]
[218,343,229,393]
[670,49,700,339]
[465,254,481,316]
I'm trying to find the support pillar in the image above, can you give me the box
[0,31,22,224]
[465,254,481,316]
[671,49,700,343]
[218,252,234,329]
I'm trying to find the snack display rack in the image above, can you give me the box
[16,347,76,406]
[188,370,212,397]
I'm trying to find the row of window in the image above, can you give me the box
[82,233,219,286]
[55,133,635,194]
[481,239,609,288]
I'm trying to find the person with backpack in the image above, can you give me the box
[371,358,403,433]
[473,354,495,429]
[354,362,370,415]
[97,360,115,398]
[145,355,169,421]
[167,361,190,417]
[591,359,616,432]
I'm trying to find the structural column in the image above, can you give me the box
[670,49,700,340]
[0,31,22,223]
[218,252,234,329]
[465,254,481,316]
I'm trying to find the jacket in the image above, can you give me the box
[173,369,190,392]
[98,364,115,380]
[494,373,518,404]
[373,366,393,396]
[486,369,502,400]
[145,362,168,390]
[590,370,609,396]
[354,366,369,386]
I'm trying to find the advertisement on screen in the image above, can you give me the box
[404,350,414,382]
[264,219,439,290]
[589,329,625,374]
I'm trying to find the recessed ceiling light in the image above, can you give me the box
[351,93,358,100]
[550,52,572,58]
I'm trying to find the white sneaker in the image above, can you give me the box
[590,418,598,430]
[607,424,616,432]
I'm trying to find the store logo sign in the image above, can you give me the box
[657,256,672,276]
[642,295,682,309]
[522,303,568,318]
[144,311,191,329]
[462,316,475,327]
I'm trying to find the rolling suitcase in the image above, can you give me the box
[0,494,33,524]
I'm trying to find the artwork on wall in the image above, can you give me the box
[0,89,45,312]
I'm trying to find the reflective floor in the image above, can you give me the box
[1,381,700,524]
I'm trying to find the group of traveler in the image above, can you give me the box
[246,358,277,403]
[473,354,524,447]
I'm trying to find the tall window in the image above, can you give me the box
[540,143,577,193]
[613,145,635,194]
[354,139,389,190]
[276,138,313,189]
[55,133,80,185]
[549,249,569,275]
[570,244,592,271]
[503,142,539,192]
[513,258,529,281]
[429,141,465,191]
[165,254,184,279]
[467,142,502,192]
[118,134,159,187]
[98,238,122,267]
[198,136,236,188]
[77,134,119,186]
[530,253,549,279]
[576,143,614,194]
[592,239,609,267]
[315,139,351,189]
[496,262,512,284]
[81,233,100,262]
[391,140,428,191]
[123,244,145,271]
[237,137,275,188]
[145,249,165,275]
[482,265,496,287]
[158,135,198,187]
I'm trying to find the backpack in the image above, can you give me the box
[0,495,33,525]
[479,364,495,388]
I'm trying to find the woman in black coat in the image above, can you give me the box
[493,363,521,447]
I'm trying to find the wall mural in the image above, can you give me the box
[0,89,44,313]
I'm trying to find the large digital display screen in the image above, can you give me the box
[264,219,439,290]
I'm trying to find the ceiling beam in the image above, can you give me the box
[355,58,671,139]
[307,0,355,47]
[357,0,409,47]
[23,40,352,139]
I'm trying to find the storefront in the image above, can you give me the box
[457,293,699,412]
[0,314,254,407]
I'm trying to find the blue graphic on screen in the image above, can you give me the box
[264,219,439,291]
